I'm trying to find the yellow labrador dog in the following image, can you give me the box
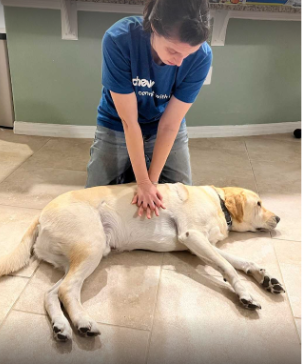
[0,183,284,342]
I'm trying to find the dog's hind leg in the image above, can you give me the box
[58,245,104,338]
[45,274,72,342]
[213,248,285,294]
[179,230,262,310]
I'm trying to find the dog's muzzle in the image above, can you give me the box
[257,215,281,232]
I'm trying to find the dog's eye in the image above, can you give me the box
[257,201,262,207]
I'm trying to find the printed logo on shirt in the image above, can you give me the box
[138,91,170,99]
[132,76,155,88]
[132,76,171,100]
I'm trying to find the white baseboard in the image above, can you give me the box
[187,121,301,138]
[14,121,96,138]
[13,121,301,139]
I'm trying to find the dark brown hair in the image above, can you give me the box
[143,0,210,46]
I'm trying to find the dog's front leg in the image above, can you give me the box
[178,230,261,310]
[213,248,285,294]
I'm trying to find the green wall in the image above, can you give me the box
[4,7,301,127]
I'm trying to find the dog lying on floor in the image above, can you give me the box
[0,183,285,342]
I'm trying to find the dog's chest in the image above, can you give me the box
[207,225,227,245]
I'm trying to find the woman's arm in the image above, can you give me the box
[148,96,193,183]
[148,46,212,182]
[110,91,165,217]
[110,91,149,184]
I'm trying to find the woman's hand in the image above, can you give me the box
[132,180,166,219]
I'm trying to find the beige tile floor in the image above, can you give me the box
[0,127,301,364]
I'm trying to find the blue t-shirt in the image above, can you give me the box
[97,16,212,135]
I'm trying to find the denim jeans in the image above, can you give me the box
[85,123,192,188]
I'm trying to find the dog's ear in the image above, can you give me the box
[223,188,245,223]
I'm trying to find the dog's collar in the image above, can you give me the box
[218,195,233,230]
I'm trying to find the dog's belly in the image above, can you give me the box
[119,235,189,253]
[102,208,189,253]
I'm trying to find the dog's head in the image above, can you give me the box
[222,187,280,233]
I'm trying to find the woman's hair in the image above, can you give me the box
[143,0,210,46]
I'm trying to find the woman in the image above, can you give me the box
[86,0,212,219]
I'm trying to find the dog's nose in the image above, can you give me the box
[275,216,281,224]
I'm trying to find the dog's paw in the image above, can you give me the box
[247,266,285,294]
[77,319,101,337]
[53,321,72,342]
[261,275,285,294]
[240,296,262,310]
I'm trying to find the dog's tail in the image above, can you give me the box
[0,215,40,276]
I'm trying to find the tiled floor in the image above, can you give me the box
[0,127,300,364]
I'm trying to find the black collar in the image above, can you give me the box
[218,195,233,230]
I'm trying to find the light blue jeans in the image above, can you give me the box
[85,123,192,188]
